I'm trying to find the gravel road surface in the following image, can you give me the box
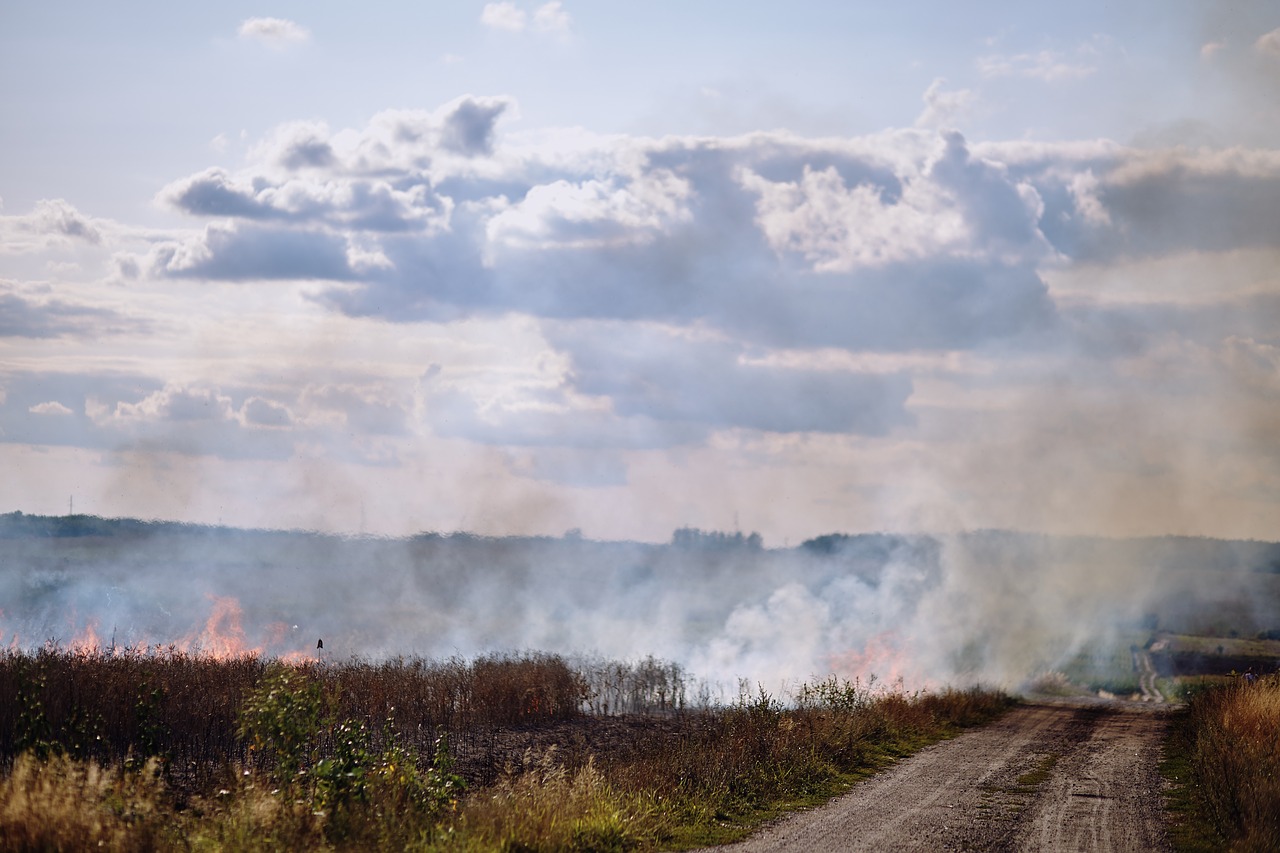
[694,700,1173,852]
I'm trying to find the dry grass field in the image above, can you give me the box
[0,647,1013,851]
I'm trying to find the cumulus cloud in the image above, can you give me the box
[242,397,293,427]
[28,401,73,416]
[745,132,1049,272]
[250,121,336,171]
[156,107,1271,353]
[114,102,1278,479]
[486,169,692,250]
[440,96,511,156]
[915,78,976,129]
[148,223,358,282]
[480,3,527,31]
[0,199,103,253]
[532,1,571,34]
[237,17,310,47]
[481,2,571,34]
[1067,148,1280,261]
[1256,28,1280,58]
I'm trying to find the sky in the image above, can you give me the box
[2,0,1280,544]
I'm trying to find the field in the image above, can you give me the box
[0,647,1013,852]
[5,516,1280,848]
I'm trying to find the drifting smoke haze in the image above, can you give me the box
[3,2,1280,690]
[3,516,1278,692]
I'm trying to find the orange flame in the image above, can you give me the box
[181,594,261,658]
[827,631,926,690]
[6,597,312,662]
[69,618,102,653]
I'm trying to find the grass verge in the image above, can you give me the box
[1162,674,1279,852]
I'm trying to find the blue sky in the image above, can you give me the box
[2,1,1279,542]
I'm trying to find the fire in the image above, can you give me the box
[827,631,931,691]
[69,618,102,653]
[4,594,313,661]
[180,594,261,659]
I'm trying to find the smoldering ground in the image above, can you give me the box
[2,514,1277,695]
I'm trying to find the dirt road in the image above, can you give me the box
[696,700,1173,852]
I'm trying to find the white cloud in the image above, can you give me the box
[745,165,963,270]
[0,199,103,253]
[977,46,1098,82]
[1256,28,1280,58]
[237,17,310,47]
[480,2,527,31]
[533,1,572,34]
[29,401,73,416]
[481,2,571,35]
[1201,40,1226,61]
[71,104,1274,489]
[915,78,975,129]
[486,170,692,251]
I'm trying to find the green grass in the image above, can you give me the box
[1014,753,1059,790]
[1160,707,1227,853]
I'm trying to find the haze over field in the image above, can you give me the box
[3,517,1279,691]
[3,3,1280,689]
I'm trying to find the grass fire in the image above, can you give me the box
[2,513,1279,849]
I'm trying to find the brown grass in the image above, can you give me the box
[1183,674,1280,852]
[0,648,1014,851]
[0,753,171,852]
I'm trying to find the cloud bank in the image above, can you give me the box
[2,86,1280,542]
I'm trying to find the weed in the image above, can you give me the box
[237,663,327,786]
[1014,753,1058,790]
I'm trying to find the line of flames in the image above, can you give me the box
[1,594,317,663]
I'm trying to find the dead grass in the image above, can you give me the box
[1180,674,1280,852]
[0,753,172,852]
[0,649,1014,851]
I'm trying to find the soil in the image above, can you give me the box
[692,699,1175,852]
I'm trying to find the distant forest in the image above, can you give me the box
[2,511,1278,575]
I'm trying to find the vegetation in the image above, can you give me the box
[1163,673,1280,852]
[0,646,1013,851]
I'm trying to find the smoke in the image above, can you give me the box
[3,517,1276,695]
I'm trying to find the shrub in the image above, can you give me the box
[237,663,327,786]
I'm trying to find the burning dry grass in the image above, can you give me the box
[0,648,1013,851]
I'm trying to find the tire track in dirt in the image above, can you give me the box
[691,700,1173,853]
[1013,705,1171,851]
